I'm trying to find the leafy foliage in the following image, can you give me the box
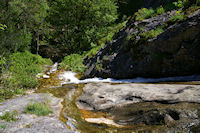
[173,0,189,8]
[135,8,155,21]
[141,28,164,39]
[156,6,165,15]
[60,54,86,74]
[0,51,52,101]
[48,0,118,54]
[0,24,7,31]
[168,11,185,22]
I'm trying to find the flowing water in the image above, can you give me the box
[36,66,200,133]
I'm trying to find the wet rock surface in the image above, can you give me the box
[77,83,200,110]
[0,93,73,133]
[76,83,200,132]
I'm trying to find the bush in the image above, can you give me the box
[168,11,185,22]
[8,51,52,88]
[0,51,52,101]
[141,28,164,39]
[24,102,53,116]
[135,8,155,21]
[60,54,86,74]
[173,0,190,8]
[156,6,165,15]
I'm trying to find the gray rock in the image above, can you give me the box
[77,83,200,110]
[0,93,73,133]
[83,9,200,79]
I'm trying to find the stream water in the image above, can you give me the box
[36,65,200,133]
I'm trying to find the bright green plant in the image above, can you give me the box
[135,8,155,21]
[0,24,6,31]
[0,111,18,122]
[173,0,189,8]
[141,28,164,39]
[156,6,165,15]
[9,51,52,88]
[168,11,185,22]
[60,54,86,73]
[0,124,6,129]
[24,102,53,116]
[0,51,52,102]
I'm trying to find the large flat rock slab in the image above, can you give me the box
[0,93,73,133]
[77,83,200,110]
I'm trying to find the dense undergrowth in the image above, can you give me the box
[0,51,52,102]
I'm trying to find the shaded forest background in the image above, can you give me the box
[0,0,144,101]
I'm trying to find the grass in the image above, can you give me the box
[24,102,53,116]
[0,124,6,129]
[0,111,18,122]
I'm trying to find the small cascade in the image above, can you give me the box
[59,71,200,84]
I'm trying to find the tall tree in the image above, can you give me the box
[0,0,49,54]
[48,0,118,54]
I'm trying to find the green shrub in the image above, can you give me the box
[60,54,85,73]
[141,28,164,39]
[168,11,185,22]
[135,8,155,21]
[173,0,189,8]
[86,46,102,59]
[0,111,18,122]
[156,6,165,15]
[24,102,53,116]
[0,51,52,102]
[8,51,52,88]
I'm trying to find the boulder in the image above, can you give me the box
[83,9,200,79]
[77,83,200,110]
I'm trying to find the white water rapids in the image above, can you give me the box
[59,71,200,84]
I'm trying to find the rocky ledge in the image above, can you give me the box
[76,83,200,132]
[84,9,200,79]
[0,93,73,133]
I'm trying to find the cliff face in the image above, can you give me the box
[83,8,200,79]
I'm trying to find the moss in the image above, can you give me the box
[24,102,53,116]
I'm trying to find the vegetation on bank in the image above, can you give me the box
[0,52,52,102]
